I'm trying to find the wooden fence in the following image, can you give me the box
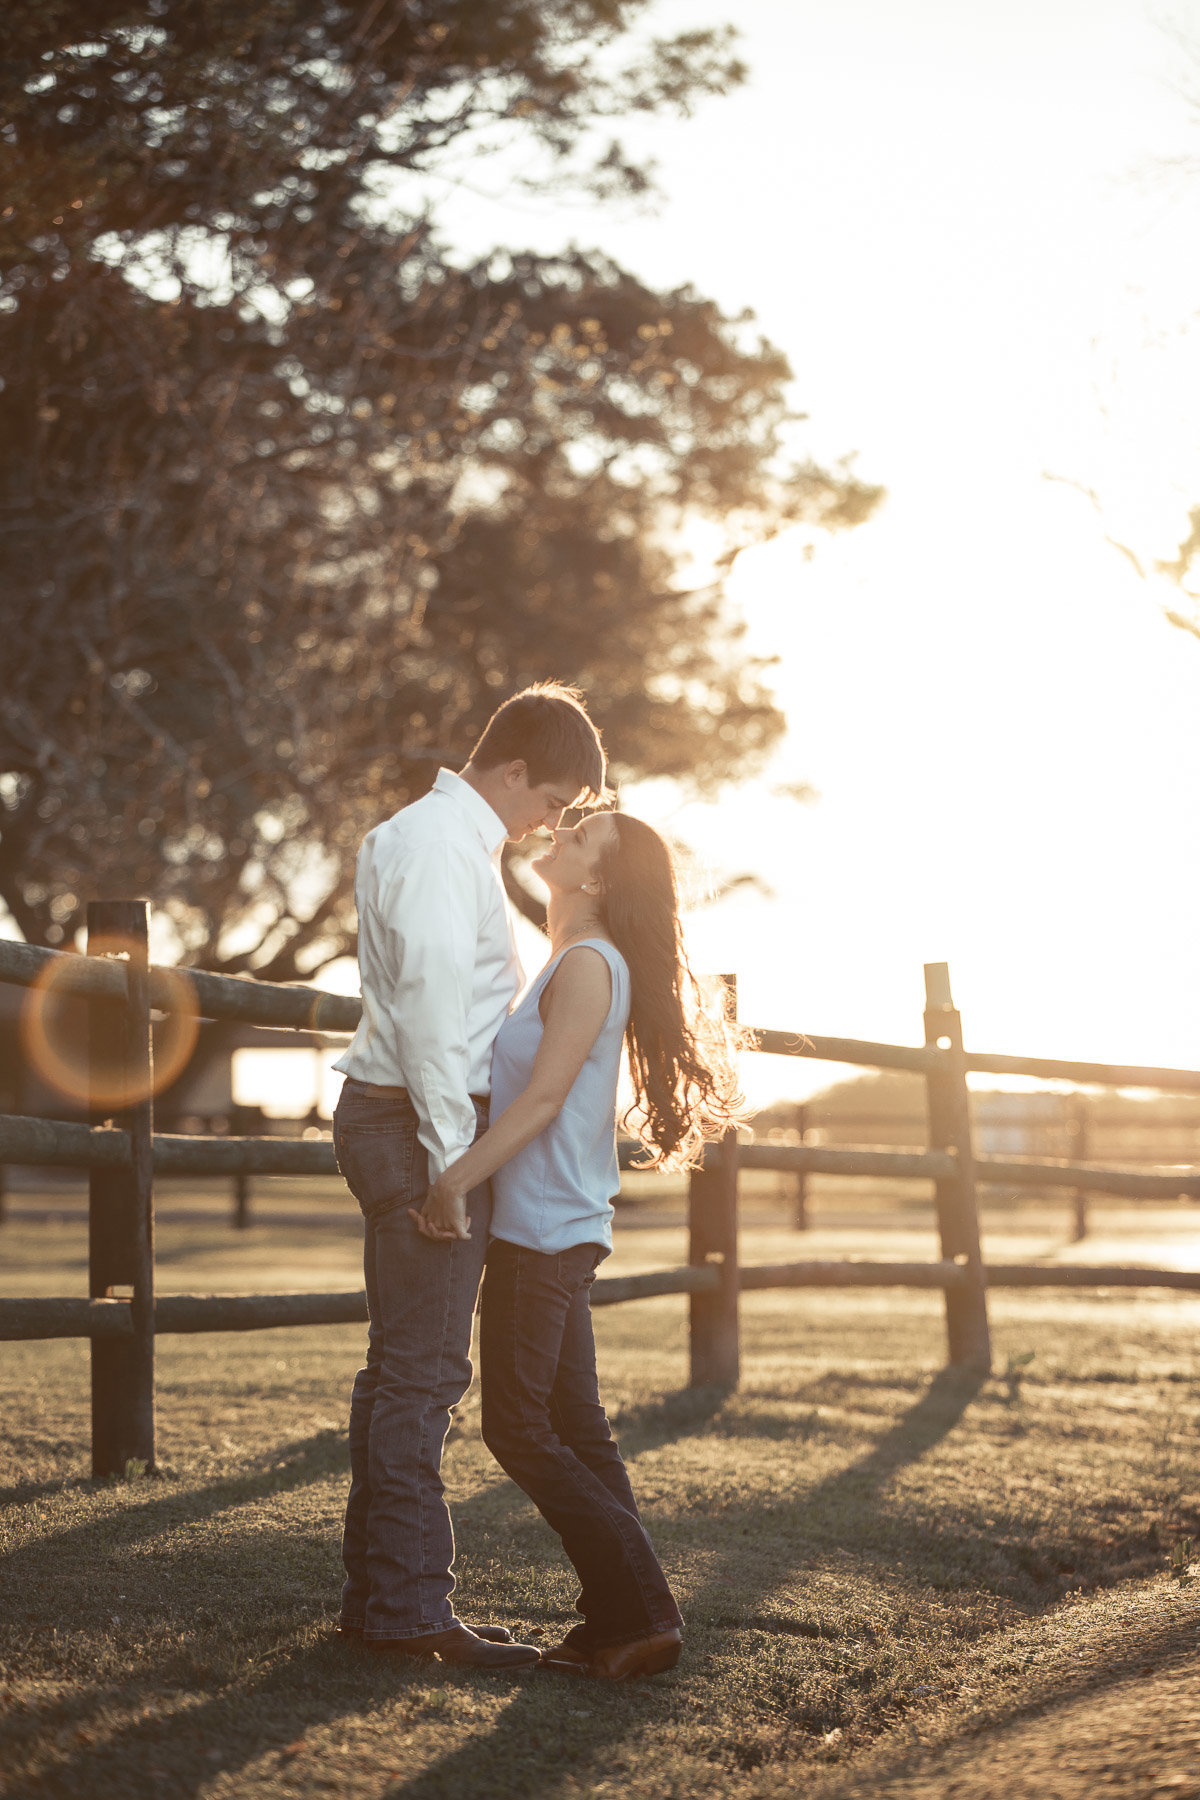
[784,1095,1200,1240]
[4,903,1200,1477]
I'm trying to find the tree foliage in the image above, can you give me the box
[1152,509,1200,641]
[0,0,881,973]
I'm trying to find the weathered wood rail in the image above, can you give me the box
[10,1117,1199,1200]
[3,909,1200,1476]
[0,1264,721,1342]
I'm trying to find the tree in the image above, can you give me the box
[1044,477,1200,646]
[1133,508,1200,643]
[0,0,881,972]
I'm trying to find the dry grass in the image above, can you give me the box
[3,1183,1200,1798]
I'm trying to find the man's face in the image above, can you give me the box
[499,765,582,840]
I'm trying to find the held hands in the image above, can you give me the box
[409,1172,471,1242]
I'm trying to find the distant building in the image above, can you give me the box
[971,1091,1066,1159]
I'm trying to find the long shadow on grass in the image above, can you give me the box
[0,1372,1179,1800]
[786,1366,1191,1605]
[663,1368,988,1640]
[0,1422,357,1598]
[661,1365,1120,1640]
[0,1425,347,1516]
[679,1366,1120,1622]
[1,1386,725,1622]
[0,1634,501,1800]
[359,1375,990,1798]
[327,1367,1191,1800]
[606,1382,729,1450]
[385,1661,686,1800]
[0,1411,724,1800]
[369,1596,1200,1800]
[666,1363,1189,1649]
[1,1628,693,1800]
[802,1366,985,1503]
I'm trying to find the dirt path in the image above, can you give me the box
[814,1583,1200,1800]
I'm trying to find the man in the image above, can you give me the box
[331,683,607,1669]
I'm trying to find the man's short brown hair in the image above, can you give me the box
[470,682,607,804]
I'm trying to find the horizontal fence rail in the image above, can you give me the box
[0,938,360,1034]
[749,1029,935,1073]
[962,1049,1200,1094]
[0,1119,652,1178]
[738,1261,1200,1293]
[0,1115,341,1176]
[739,1259,966,1291]
[975,1157,1200,1200]
[11,1255,1200,1346]
[738,1142,956,1181]
[739,1140,1200,1199]
[0,1265,722,1342]
[982,1264,1200,1290]
[8,1116,1199,1201]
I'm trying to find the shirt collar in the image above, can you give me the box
[433,767,509,857]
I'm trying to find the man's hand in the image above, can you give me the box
[409,1173,471,1242]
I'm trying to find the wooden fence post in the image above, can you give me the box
[1068,1092,1089,1242]
[689,974,740,1388]
[233,1172,251,1230]
[793,1101,809,1230]
[230,1107,254,1229]
[688,1130,740,1388]
[88,900,156,1477]
[0,1072,13,1225]
[922,962,991,1373]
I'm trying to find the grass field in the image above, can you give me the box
[3,1180,1200,1798]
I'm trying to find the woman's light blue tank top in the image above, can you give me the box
[489,938,631,1258]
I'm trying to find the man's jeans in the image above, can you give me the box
[333,1079,489,1642]
[480,1237,683,1650]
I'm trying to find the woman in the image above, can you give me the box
[412,810,741,1680]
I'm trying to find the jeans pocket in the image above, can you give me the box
[553,1243,604,1296]
[334,1117,420,1220]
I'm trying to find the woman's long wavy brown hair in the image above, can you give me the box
[597,813,744,1170]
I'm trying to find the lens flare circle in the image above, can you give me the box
[21,937,200,1109]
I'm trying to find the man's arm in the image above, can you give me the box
[372,840,482,1180]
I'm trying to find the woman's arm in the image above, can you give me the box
[411,946,614,1241]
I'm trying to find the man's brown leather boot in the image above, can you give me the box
[369,1624,541,1669]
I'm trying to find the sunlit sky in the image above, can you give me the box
[473,0,1200,1105]
[274,0,1200,1113]
[27,1,1200,1114]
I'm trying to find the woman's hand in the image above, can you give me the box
[409,1172,471,1242]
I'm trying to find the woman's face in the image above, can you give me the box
[532,812,618,896]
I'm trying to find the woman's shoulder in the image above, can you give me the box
[548,938,619,980]
[556,938,627,980]
[541,939,626,1012]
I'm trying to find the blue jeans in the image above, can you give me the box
[480,1236,683,1650]
[333,1079,490,1641]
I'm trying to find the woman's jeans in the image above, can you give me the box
[333,1079,490,1642]
[480,1236,683,1650]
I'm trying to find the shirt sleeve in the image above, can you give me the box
[368,839,483,1180]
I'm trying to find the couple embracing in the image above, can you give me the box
[330,684,738,1680]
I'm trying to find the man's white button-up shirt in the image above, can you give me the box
[333,769,523,1179]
